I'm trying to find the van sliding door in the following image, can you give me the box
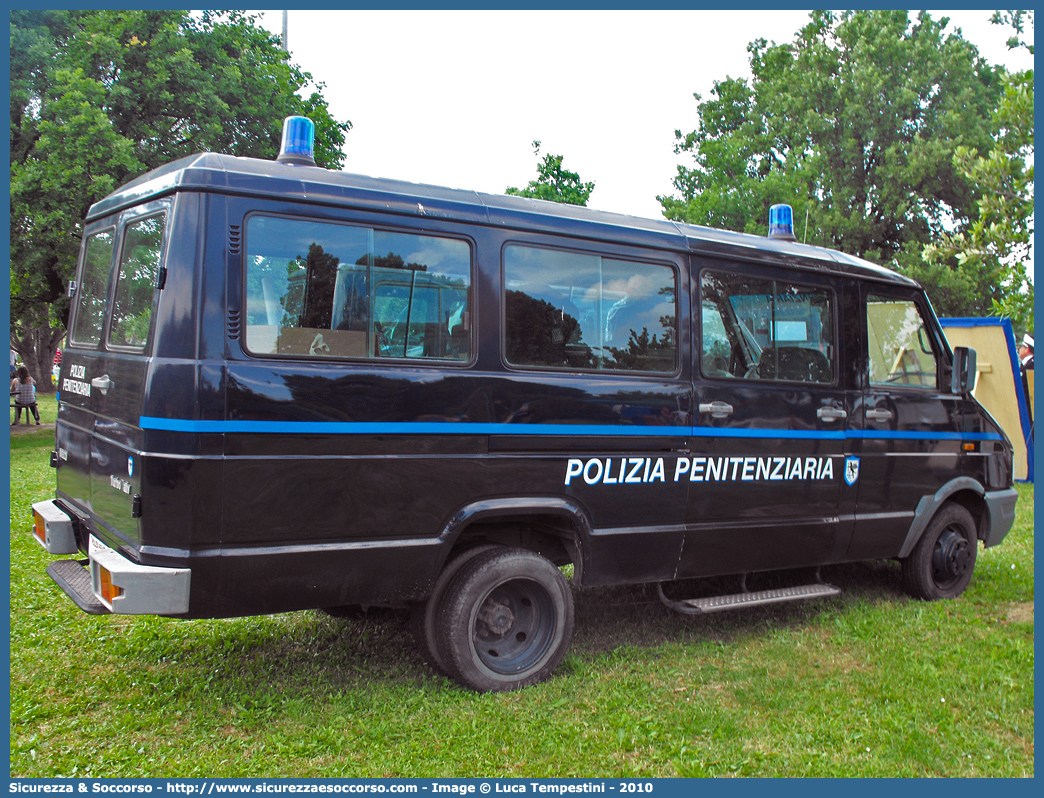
[680,261,857,577]
[496,241,692,584]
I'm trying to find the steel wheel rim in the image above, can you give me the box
[931,526,971,588]
[472,578,556,675]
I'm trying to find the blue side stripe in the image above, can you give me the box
[848,430,1002,441]
[692,427,845,440]
[138,416,1003,442]
[137,418,692,437]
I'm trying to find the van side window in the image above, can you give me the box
[503,245,677,373]
[70,230,115,346]
[109,214,166,349]
[701,270,835,384]
[244,217,471,361]
[866,295,938,389]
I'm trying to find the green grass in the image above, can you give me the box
[9,408,1034,777]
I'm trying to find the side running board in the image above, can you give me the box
[657,580,840,615]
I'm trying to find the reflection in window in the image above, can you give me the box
[866,295,938,389]
[244,217,471,361]
[109,214,166,348]
[701,270,835,384]
[71,230,115,346]
[503,245,676,373]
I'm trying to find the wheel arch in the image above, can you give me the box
[898,477,989,559]
[437,496,592,584]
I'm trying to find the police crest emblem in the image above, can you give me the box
[844,456,860,486]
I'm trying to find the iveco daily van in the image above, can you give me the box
[32,117,1018,692]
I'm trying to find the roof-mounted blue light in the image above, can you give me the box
[276,116,316,166]
[768,203,797,241]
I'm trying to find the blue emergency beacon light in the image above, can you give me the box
[276,115,316,166]
[768,203,797,241]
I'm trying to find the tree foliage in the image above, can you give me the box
[921,12,1034,335]
[10,9,351,388]
[506,141,595,207]
[660,10,1008,317]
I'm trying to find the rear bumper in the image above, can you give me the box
[983,488,1019,548]
[31,500,79,555]
[84,535,191,614]
[37,499,192,616]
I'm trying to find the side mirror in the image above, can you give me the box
[951,346,977,394]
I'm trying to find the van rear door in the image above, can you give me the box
[57,205,168,548]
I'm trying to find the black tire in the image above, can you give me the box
[411,543,500,676]
[901,503,978,600]
[435,546,574,692]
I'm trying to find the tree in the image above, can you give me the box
[921,12,1033,335]
[506,141,595,206]
[10,9,352,389]
[660,10,1006,316]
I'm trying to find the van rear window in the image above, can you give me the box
[70,230,115,346]
[108,214,166,349]
[244,216,472,362]
[503,245,677,373]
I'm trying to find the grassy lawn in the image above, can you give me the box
[9,396,1034,777]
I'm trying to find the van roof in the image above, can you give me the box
[88,152,915,286]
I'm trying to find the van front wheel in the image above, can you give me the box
[435,547,574,692]
[901,503,978,600]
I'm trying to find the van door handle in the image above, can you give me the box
[817,406,848,422]
[865,407,892,422]
[90,375,112,395]
[698,401,734,419]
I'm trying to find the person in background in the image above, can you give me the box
[11,365,41,425]
[10,348,16,380]
[1018,334,1034,439]
[1018,334,1034,372]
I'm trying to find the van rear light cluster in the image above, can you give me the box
[32,512,46,545]
[98,566,123,604]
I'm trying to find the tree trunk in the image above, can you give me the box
[11,318,64,394]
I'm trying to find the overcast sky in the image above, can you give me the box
[249,9,1032,244]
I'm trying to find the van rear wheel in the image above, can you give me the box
[434,547,574,692]
[901,503,978,600]
[411,542,499,676]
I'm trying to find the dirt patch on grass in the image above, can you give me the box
[1005,601,1034,624]
[9,422,54,434]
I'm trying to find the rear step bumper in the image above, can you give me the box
[657,581,841,615]
[47,559,109,615]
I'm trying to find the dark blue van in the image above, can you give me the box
[32,118,1018,692]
